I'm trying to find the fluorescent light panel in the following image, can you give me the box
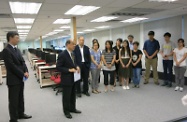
[149,0,177,2]
[84,29,95,32]
[95,26,110,29]
[53,29,64,32]
[65,5,100,15]
[18,30,30,32]
[53,19,70,24]
[121,17,148,23]
[60,26,70,29]
[77,32,84,34]
[14,18,35,24]
[91,16,118,22]
[19,32,28,35]
[17,25,31,29]
[9,2,42,14]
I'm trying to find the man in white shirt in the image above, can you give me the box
[74,36,91,97]
[128,35,134,50]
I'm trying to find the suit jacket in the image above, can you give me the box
[74,45,91,68]
[3,44,28,86]
[56,50,78,86]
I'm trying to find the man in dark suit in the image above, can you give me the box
[56,40,81,119]
[74,36,91,97]
[3,31,32,122]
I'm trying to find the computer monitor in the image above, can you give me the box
[41,52,49,60]
[36,50,42,58]
[45,54,56,64]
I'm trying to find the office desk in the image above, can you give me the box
[0,66,3,85]
[35,62,46,80]
[0,61,6,77]
[38,65,57,88]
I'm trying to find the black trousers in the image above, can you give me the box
[76,63,89,93]
[103,70,115,85]
[62,84,76,115]
[8,83,25,122]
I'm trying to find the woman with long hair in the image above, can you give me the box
[119,40,132,90]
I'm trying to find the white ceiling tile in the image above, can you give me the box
[44,0,80,4]
[78,0,115,6]
[132,1,167,9]
[107,0,144,8]
[156,3,184,10]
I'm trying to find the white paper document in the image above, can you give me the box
[74,71,81,82]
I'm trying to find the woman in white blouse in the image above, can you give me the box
[173,38,187,92]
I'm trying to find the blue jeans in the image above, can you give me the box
[133,68,141,85]
[163,60,173,83]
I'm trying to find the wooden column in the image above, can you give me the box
[70,17,77,44]
[40,36,43,51]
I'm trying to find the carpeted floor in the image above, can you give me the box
[0,56,187,122]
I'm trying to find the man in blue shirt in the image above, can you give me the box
[143,31,160,85]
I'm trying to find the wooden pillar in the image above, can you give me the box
[70,17,77,44]
[40,36,43,51]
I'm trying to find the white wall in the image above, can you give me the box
[142,15,182,72]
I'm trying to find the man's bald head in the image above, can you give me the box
[66,39,75,51]
[78,36,84,46]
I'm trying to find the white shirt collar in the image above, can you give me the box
[9,43,16,48]
[79,45,84,48]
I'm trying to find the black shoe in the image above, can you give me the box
[132,85,136,88]
[83,92,90,96]
[9,120,18,122]
[77,93,82,98]
[161,81,168,86]
[65,114,72,119]
[167,83,172,88]
[70,109,82,114]
[144,81,148,84]
[136,85,140,88]
[155,82,160,85]
[19,114,32,119]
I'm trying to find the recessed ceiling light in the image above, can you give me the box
[65,5,100,15]
[121,17,148,23]
[53,29,64,32]
[9,2,42,14]
[91,16,118,22]
[14,18,35,24]
[84,29,96,32]
[19,35,27,37]
[95,26,110,29]
[19,32,28,35]
[60,26,70,29]
[149,0,177,2]
[77,32,84,34]
[53,19,70,24]
[17,25,31,29]
[18,30,30,32]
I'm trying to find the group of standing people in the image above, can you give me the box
[56,31,187,119]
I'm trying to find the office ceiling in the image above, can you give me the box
[0,0,187,42]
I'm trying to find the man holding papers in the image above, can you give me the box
[56,40,81,119]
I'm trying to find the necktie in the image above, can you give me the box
[71,52,74,64]
[14,47,19,57]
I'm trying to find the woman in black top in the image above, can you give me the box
[113,38,122,86]
[132,41,143,88]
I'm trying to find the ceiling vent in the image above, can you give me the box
[110,7,164,16]
[0,14,12,18]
